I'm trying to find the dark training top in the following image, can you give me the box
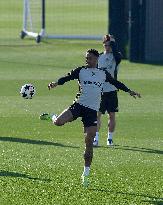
[57,66,130,111]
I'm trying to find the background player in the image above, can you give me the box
[93,34,122,146]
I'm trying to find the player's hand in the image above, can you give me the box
[48,82,58,90]
[129,90,141,99]
[109,35,115,42]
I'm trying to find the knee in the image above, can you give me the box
[85,134,95,146]
[109,113,115,121]
[87,130,96,139]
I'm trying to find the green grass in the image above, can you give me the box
[46,0,108,35]
[0,1,163,205]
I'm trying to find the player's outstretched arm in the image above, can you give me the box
[128,90,141,99]
[48,82,58,90]
[105,71,141,98]
[48,67,81,90]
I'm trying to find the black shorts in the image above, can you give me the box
[99,91,119,114]
[68,102,97,127]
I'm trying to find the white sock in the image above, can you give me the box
[95,132,99,141]
[108,132,113,140]
[51,114,57,122]
[83,166,90,176]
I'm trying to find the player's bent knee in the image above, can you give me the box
[109,113,115,120]
[86,131,96,138]
[85,136,94,146]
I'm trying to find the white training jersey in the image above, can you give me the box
[77,67,106,111]
[98,52,120,92]
[57,66,129,111]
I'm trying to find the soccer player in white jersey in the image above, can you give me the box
[93,34,122,146]
[40,49,140,187]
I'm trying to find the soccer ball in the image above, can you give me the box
[20,84,36,99]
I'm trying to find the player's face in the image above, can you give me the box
[85,53,98,68]
[103,42,112,53]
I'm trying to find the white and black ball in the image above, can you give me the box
[20,84,36,99]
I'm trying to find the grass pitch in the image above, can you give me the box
[0,1,163,205]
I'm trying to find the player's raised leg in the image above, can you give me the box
[53,109,74,126]
[39,108,74,126]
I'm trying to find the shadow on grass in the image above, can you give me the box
[0,136,79,148]
[89,188,163,204]
[0,170,51,182]
[114,145,163,155]
[98,144,163,155]
[142,200,163,205]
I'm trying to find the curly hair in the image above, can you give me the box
[86,49,99,57]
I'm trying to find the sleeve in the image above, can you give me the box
[57,67,81,85]
[105,71,130,92]
[110,41,122,65]
[114,64,118,80]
